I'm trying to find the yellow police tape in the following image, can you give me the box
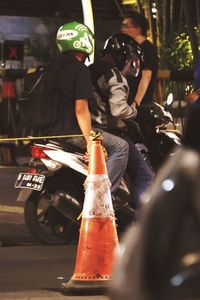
[0,133,85,143]
[0,130,108,159]
[0,130,102,143]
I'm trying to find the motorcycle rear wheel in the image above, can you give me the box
[24,191,79,245]
[24,172,84,245]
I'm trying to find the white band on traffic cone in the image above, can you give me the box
[83,174,114,218]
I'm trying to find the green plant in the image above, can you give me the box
[160,31,194,70]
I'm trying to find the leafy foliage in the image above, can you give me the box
[123,0,199,69]
[161,32,194,70]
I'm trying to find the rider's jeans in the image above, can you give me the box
[65,130,129,193]
[100,130,129,193]
[122,134,154,208]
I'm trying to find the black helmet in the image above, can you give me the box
[103,33,143,76]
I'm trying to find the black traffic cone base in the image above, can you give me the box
[62,278,110,295]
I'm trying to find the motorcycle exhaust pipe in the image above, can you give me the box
[51,191,82,222]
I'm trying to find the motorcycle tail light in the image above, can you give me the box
[31,145,49,158]
[27,168,37,174]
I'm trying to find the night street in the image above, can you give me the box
[0,0,199,299]
[0,165,109,300]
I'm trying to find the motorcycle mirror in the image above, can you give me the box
[166,93,174,106]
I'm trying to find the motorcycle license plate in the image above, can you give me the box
[15,173,45,191]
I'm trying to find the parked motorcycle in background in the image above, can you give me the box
[126,96,181,171]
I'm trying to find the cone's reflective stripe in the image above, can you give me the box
[83,174,114,218]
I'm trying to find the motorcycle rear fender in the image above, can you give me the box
[41,158,63,171]
[16,188,34,202]
[43,150,88,176]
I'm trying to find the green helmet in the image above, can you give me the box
[56,21,94,56]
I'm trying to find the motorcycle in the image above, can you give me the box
[15,139,134,245]
[14,101,181,245]
[134,100,181,170]
[112,100,182,171]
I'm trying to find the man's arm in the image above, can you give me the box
[134,69,152,106]
[75,99,92,154]
[186,89,200,104]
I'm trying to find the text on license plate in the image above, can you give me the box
[15,173,45,191]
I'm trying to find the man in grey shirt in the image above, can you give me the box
[89,33,154,209]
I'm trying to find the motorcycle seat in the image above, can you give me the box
[46,139,85,155]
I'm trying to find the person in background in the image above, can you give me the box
[186,50,200,106]
[184,52,200,150]
[121,9,158,107]
[194,51,200,89]
[121,10,159,166]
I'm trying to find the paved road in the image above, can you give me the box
[0,165,110,300]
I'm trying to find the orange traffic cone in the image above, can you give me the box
[62,136,119,294]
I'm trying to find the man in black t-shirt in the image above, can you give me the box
[46,21,129,193]
[121,11,159,165]
[121,10,158,106]
[47,52,94,138]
